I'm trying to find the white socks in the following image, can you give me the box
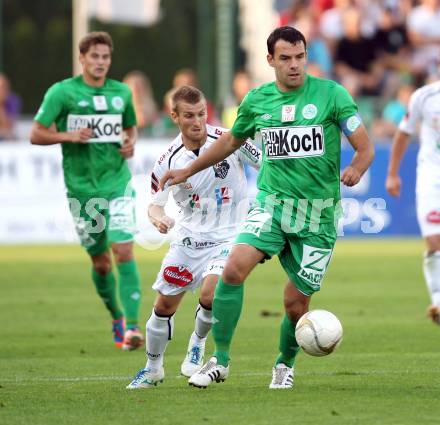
[194,303,212,340]
[423,251,440,306]
[145,309,174,371]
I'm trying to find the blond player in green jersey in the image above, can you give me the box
[161,26,375,389]
[30,32,144,351]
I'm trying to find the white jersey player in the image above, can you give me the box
[127,85,261,389]
[386,81,440,324]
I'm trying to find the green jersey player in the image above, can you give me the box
[162,26,374,388]
[30,32,144,351]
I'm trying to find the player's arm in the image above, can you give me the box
[30,121,92,145]
[119,126,137,159]
[341,124,375,187]
[148,203,175,234]
[159,131,246,188]
[385,130,411,197]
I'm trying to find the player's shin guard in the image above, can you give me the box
[92,268,123,320]
[117,260,141,329]
[212,278,244,366]
[194,301,212,339]
[276,314,300,368]
[423,251,440,306]
[145,310,174,371]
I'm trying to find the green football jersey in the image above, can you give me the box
[231,75,359,224]
[34,75,137,195]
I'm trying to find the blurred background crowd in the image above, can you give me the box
[2,0,440,142]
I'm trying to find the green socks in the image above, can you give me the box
[275,314,300,368]
[117,260,141,329]
[212,278,244,366]
[91,269,123,320]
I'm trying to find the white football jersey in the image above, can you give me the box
[399,81,440,181]
[150,124,261,243]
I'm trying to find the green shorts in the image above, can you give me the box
[67,188,136,256]
[235,200,337,296]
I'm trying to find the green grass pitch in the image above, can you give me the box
[1,239,440,425]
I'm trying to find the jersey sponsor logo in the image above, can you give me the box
[213,160,230,179]
[261,125,324,159]
[67,114,123,143]
[182,237,220,249]
[297,245,332,287]
[427,210,440,224]
[157,145,175,165]
[112,96,124,110]
[243,141,261,161]
[78,100,89,107]
[282,105,296,122]
[302,104,317,119]
[215,187,230,206]
[163,265,193,287]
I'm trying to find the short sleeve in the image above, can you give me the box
[398,89,422,136]
[150,159,170,206]
[34,83,65,128]
[123,88,137,128]
[231,91,256,140]
[333,83,359,124]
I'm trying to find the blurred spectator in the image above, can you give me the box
[407,0,440,83]
[295,14,332,78]
[0,73,21,141]
[123,70,158,136]
[372,82,415,140]
[222,70,253,128]
[153,88,178,137]
[334,7,384,96]
[374,1,411,73]
[172,68,218,124]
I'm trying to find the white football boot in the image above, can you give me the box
[188,357,229,388]
[269,363,294,389]
[181,332,206,377]
[126,367,164,389]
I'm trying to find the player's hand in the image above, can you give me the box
[119,135,135,158]
[160,168,191,189]
[156,216,175,234]
[69,128,93,143]
[340,165,361,187]
[385,174,401,197]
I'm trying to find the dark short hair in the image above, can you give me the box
[267,26,307,56]
[171,85,205,112]
[79,31,113,54]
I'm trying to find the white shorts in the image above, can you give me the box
[416,190,440,237]
[152,241,232,296]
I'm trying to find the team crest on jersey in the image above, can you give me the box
[213,160,230,179]
[282,105,296,122]
[189,194,201,209]
[302,104,317,119]
[112,96,124,110]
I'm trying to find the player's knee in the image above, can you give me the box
[92,254,112,275]
[426,235,440,254]
[199,293,213,309]
[112,243,134,263]
[285,299,308,322]
[154,300,177,317]
[222,261,246,283]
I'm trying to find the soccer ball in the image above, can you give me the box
[295,310,343,357]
